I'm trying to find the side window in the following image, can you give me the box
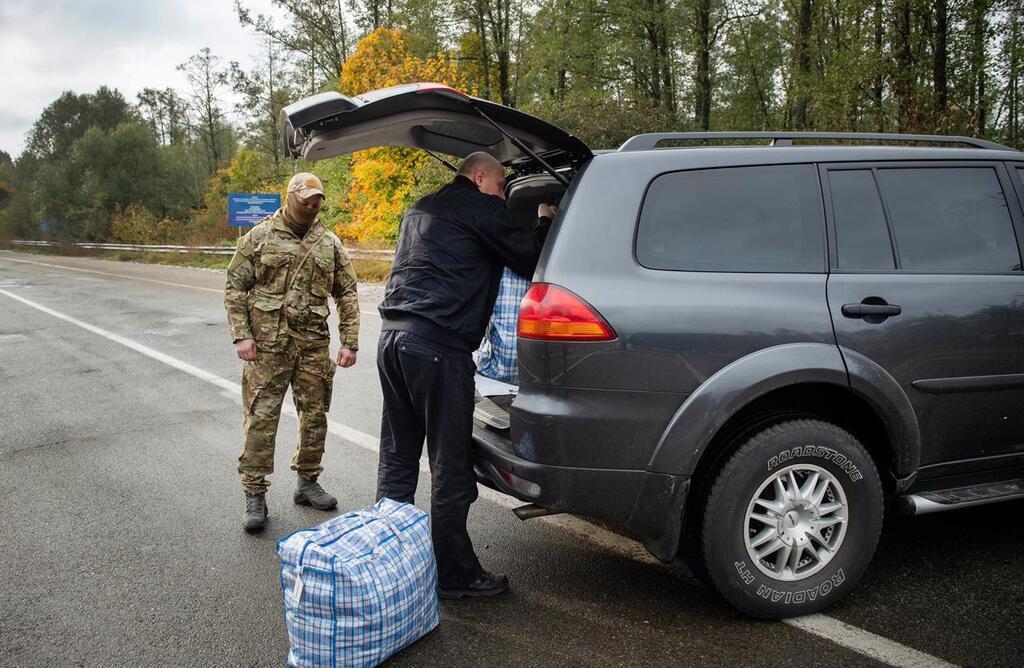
[636,164,825,272]
[877,167,1021,272]
[828,170,896,270]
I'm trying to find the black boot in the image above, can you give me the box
[293,477,338,511]
[438,570,510,600]
[243,493,268,532]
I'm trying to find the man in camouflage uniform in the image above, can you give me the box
[225,172,360,532]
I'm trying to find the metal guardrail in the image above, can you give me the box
[8,240,395,261]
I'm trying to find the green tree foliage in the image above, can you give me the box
[24,87,136,160]
[137,87,191,145]
[235,0,352,92]
[0,153,14,238]
[33,123,165,239]
[10,0,1024,245]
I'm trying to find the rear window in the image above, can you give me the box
[636,164,825,272]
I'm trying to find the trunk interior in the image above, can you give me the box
[472,171,570,432]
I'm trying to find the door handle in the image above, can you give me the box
[841,303,902,318]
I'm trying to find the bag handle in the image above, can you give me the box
[355,509,406,553]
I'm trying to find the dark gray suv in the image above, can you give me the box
[282,84,1024,619]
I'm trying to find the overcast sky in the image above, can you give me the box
[0,0,286,158]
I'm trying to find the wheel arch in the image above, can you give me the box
[639,343,920,561]
[647,343,920,484]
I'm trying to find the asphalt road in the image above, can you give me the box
[1,250,1021,667]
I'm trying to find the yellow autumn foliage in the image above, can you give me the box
[338,28,470,242]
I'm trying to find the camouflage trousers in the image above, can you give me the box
[238,338,335,494]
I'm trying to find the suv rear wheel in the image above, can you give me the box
[701,419,883,618]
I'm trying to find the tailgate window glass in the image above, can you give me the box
[877,167,1021,272]
[636,164,824,272]
[829,169,896,270]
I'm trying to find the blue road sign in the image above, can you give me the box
[228,193,281,228]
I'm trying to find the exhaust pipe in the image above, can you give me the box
[512,503,560,520]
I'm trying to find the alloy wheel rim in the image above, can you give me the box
[744,463,849,581]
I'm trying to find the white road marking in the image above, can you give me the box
[786,614,956,667]
[0,253,382,318]
[0,286,956,668]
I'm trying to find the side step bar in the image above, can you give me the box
[900,479,1024,515]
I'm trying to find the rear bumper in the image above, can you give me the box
[471,423,690,561]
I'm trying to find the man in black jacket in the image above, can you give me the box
[376,151,554,599]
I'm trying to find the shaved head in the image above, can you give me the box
[458,151,507,200]
[457,151,502,178]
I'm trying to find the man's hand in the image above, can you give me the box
[538,203,557,219]
[235,338,257,362]
[337,347,357,368]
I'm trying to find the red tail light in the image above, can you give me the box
[517,283,616,341]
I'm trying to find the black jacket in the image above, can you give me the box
[379,175,550,351]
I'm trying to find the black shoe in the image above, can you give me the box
[243,493,268,532]
[438,571,509,600]
[293,476,338,511]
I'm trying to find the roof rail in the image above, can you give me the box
[618,131,1014,152]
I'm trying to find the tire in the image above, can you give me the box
[701,419,883,619]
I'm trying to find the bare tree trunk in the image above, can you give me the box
[476,0,491,99]
[484,0,514,106]
[794,0,813,129]
[893,0,913,131]
[645,0,663,109]
[740,28,771,128]
[694,0,711,130]
[972,0,988,134]
[874,0,884,131]
[337,0,348,63]
[932,0,947,124]
[1011,3,1020,143]
[657,0,675,116]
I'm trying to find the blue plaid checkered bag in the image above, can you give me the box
[276,498,440,667]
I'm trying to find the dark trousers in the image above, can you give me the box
[375,330,483,588]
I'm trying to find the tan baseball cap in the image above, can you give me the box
[287,172,325,199]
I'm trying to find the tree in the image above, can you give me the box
[24,87,135,160]
[0,161,17,239]
[33,123,164,240]
[0,158,13,215]
[231,40,299,180]
[719,10,785,130]
[338,28,466,241]
[137,87,190,145]
[177,48,233,172]
[790,0,814,128]
[1000,0,1023,144]
[933,0,949,119]
[970,0,991,133]
[236,0,352,92]
[691,0,763,130]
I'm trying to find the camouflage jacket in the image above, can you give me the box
[224,210,360,351]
